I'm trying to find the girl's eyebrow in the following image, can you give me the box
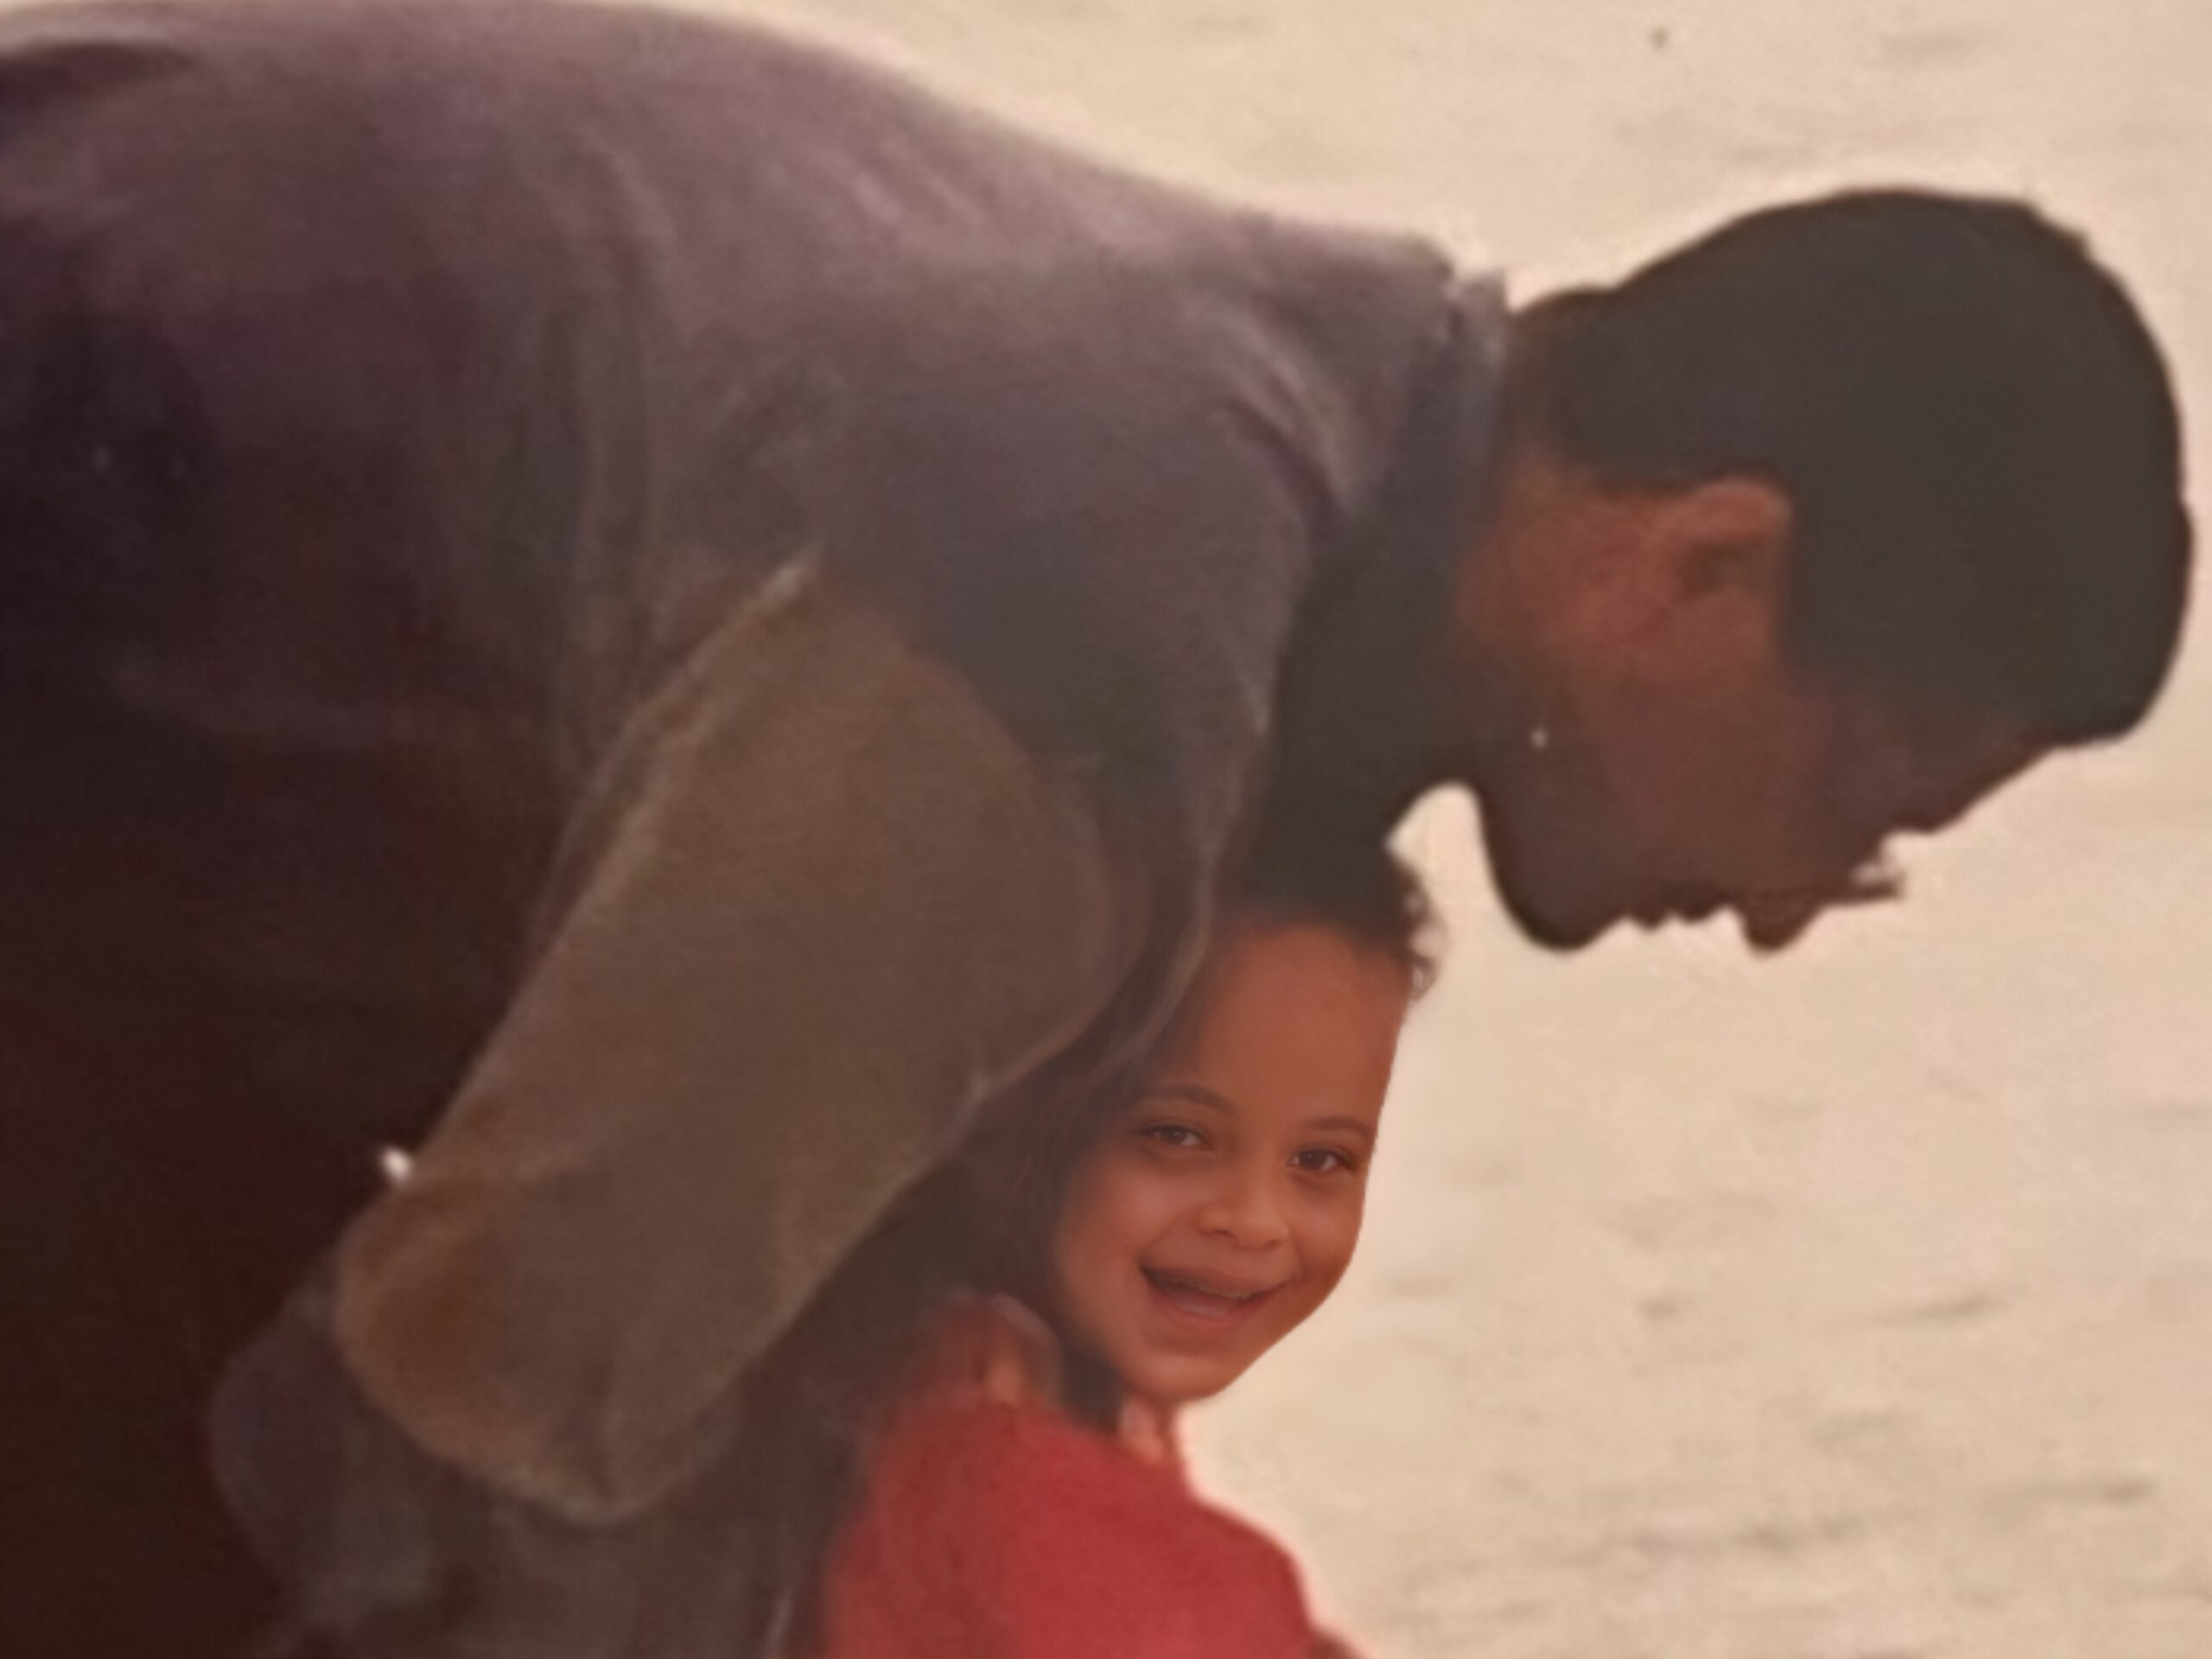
[1143,1081,1236,1114]
[1303,1116,1377,1146]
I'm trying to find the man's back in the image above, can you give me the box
[1,0,1478,1149]
[0,5,1497,1649]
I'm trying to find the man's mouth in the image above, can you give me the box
[1141,1267,1283,1331]
[1634,889,1724,928]
[1634,855,1904,946]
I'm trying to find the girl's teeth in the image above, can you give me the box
[1149,1270,1259,1303]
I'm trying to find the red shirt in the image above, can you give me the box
[818,1394,1317,1659]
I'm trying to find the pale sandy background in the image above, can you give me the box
[733,3,2211,1652]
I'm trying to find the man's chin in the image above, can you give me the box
[1479,823,1625,952]
[1493,881,1623,953]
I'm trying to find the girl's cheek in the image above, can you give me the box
[1077,1160,1173,1249]
[1302,1198,1367,1283]
[1113,1140,1205,1202]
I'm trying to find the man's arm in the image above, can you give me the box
[293,561,1147,1525]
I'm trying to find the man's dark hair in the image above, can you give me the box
[1506,189,2192,746]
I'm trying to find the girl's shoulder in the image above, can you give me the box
[837,1398,1314,1659]
[895,1294,1185,1468]
[823,1299,1316,1659]
[898,1294,1070,1419]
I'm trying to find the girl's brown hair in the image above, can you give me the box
[706,833,1436,1653]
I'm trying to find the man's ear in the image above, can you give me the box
[1623,475,1795,681]
[1656,475,1794,601]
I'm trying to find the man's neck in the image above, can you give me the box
[1253,308,1510,848]
[1256,574,1466,847]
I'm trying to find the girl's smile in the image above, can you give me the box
[1048,920,1411,1414]
[1140,1264,1287,1332]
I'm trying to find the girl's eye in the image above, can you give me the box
[1139,1123,1206,1151]
[1292,1147,1359,1176]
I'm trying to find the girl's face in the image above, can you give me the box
[1048,921,1410,1413]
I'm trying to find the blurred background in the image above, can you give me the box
[710,3,2212,1651]
[684,2,2212,1653]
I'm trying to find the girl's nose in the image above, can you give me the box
[1195,1166,1288,1249]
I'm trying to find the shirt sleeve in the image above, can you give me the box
[322,562,1150,1526]
[830,1401,1316,1659]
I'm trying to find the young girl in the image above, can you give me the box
[723,834,1434,1659]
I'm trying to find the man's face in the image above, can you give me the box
[1478,667,2040,952]
[1457,454,2044,951]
